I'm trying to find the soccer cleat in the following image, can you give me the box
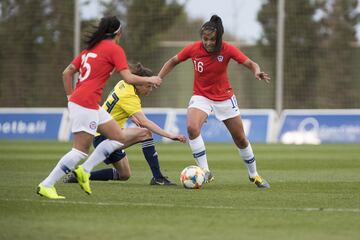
[73,165,92,194]
[37,184,65,199]
[203,170,214,183]
[150,176,177,186]
[249,175,270,189]
[63,173,77,183]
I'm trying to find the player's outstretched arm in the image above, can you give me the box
[242,59,271,84]
[131,111,186,143]
[119,69,162,87]
[158,55,181,79]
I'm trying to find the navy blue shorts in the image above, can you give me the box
[93,135,127,164]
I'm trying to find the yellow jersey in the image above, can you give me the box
[102,80,142,128]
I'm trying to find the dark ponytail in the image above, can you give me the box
[200,15,224,53]
[85,16,122,50]
[129,62,153,77]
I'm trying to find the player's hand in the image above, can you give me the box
[148,76,162,88]
[170,134,187,143]
[255,72,270,84]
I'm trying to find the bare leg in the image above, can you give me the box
[223,116,258,178]
[98,119,151,147]
[222,116,248,148]
[187,108,212,177]
[187,108,208,140]
[41,131,92,187]
[72,131,94,154]
[112,156,131,180]
[81,119,151,173]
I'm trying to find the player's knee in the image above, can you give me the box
[235,136,248,149]
[187,124,200,138]
[143,128,152,139]
[138,128,152,141]
[118,173,131,181]
[117,166,131,181]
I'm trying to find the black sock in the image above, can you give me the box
[142,138,163,179]
[90,168,118,181]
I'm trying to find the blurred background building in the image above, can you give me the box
[1,0,360,110]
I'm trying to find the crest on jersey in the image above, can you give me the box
[89,121,97,130]
[217,55,224,62]
[189,99,194,106]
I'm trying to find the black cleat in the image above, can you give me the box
[150,176,177,186]
[63,173,78,183]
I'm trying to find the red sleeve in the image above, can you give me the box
[177,44,193,61]
[228,44,249,64]
[71,53,82,70]
[112,46,129,71]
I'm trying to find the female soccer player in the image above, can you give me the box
[64,63,186,185]
[158,15,270,188]
[37,16,162,199]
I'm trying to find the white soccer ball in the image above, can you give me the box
[180,165,205,189]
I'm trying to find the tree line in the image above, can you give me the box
[258,0,360,108]
[0,0,359,108]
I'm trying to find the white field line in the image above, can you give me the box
[1,198,360,213]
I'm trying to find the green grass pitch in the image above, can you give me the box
[0,141,359,240]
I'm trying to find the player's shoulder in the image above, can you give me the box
[114,80,128,90]
[222,41,242,53]
[185,41,204,56]
[123,81,136,94]
[97,40,123,52]
[114,80,136,95]
[79,49,88,55]
[99,39,117,47]
[192,41,203,49]
[222,41,236,50]
[75,49,89,58]
[193,41,203,47]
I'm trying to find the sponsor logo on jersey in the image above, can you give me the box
[217,55,224,62]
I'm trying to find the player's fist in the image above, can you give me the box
[148,76,162,88]
[170,134,187,143]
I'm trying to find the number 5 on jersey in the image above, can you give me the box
[193,60,204,73]
[79,52,97,82]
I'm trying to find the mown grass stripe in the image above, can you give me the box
[1,198,359,213]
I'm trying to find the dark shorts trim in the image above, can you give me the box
[93,135,127,164]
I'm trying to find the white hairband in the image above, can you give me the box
[113,24,122,34]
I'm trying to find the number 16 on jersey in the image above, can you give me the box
[193,60,204,73]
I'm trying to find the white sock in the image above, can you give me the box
[41,148,88,187]
[189,135,209,171]
[82,140,124,173]
[238,142,258,178]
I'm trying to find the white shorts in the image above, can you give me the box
[68,102,112,136]
[188,95,240,121]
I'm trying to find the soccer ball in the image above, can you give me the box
[180,165,205,189]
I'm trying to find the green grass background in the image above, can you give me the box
[0,141,359,240]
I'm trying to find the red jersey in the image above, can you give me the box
[177,41,248,101]
[70,40,128,109]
